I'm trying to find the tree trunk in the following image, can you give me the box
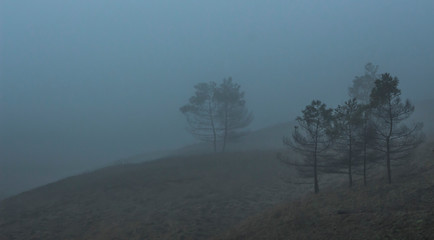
[386,137,391,184]
[387,101,393,184]
[222,104,228,152]
[209,100,217,153]
[363,139,367,186]
[314,154,319,193]
[314,136,319,194]
[348,136,353,187]
[362,115,369,186]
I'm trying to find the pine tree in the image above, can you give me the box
[282,100,334,193]
[370,73,424,183]
[333,98,363,187]
[181,78,253,152]
[180,82,220,152]
[215,77,253,152]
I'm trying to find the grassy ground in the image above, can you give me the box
[215,140,434,240]
[1,140,432,240]
[0,151,298,240]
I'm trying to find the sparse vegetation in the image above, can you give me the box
[369,73,424,183]
[349,63,381,186]
[3,1,434,240]
[180,77,253,152]
[1,138,433,240]
[282,65,424,192]
[0,151,293,240]
[281,100,334,193]
[215,139,434,240]
[214,78,254,152]
[180,81,220,152]
[332,98,364,187]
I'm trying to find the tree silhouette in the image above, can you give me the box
[348,63,381,186]
[349,62,379,104]
[215,77,253,152]
[181,78,253,152]
[282,100,334,194]
[370,73,424,184]
[332,98,364,187]
[180,82,220,152]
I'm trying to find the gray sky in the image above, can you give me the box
[1,0,434,191]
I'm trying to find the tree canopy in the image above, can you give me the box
[283,100,334,193]
[369,73,424,183]
[180,77,253,152]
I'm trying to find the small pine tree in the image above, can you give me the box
[282,100,334,194]
[181,78,253,152]
[370,73,424,184]
[180,82,220,152]
[333,98,364,187]
[215,77,253,152]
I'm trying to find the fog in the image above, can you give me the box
[1,0,434,197]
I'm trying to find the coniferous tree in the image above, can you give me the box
[282,100,334,194]
[333,98,363,187]
[370,73,424,184]
[215,77,253,152]
[180,82,220,152]
[181,78,253,152]
[355,104,381,186]
[348,63,380,185]
[349,62,379,104]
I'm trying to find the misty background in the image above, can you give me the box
[1,0,434,198]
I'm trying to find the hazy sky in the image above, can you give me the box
[1,0,434,185]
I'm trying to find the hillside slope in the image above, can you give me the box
[0,151,296,240]
[0,105,431,239]
[118,122,292,165]
[215,140,434,240]
[0,121,291,200]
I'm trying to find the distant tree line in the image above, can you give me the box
[180,77,253,152]
[281,63,424,193]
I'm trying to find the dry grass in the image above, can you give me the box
[1,139,432,240]
[215,140,434,240]
[0,151,299,240]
